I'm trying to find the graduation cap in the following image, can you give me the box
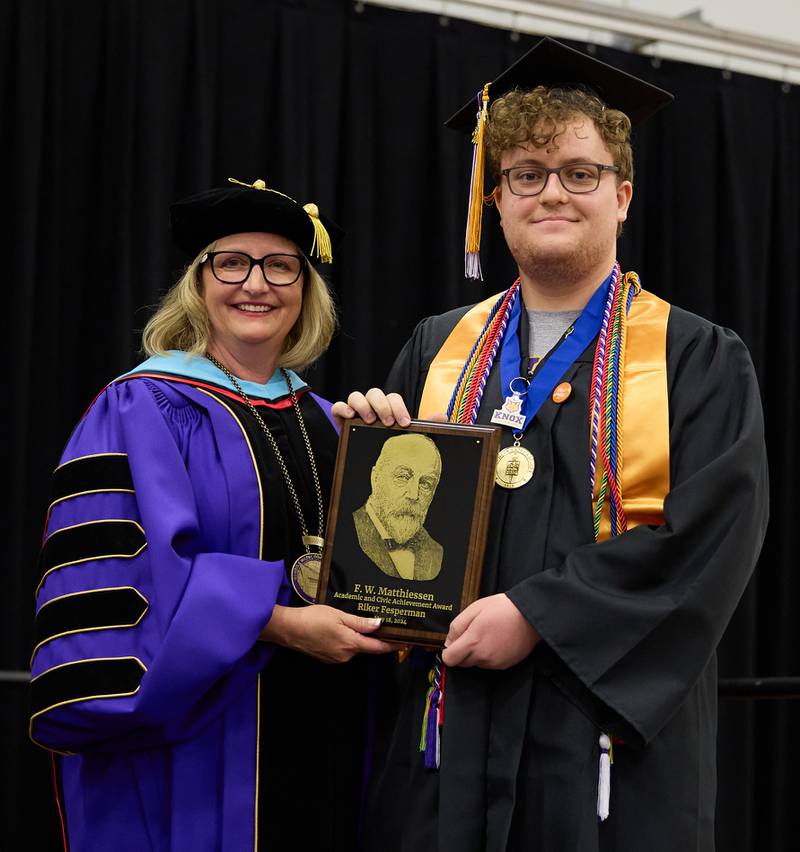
[170,178,344,265]
[448,37,674,279]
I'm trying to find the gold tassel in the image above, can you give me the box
[464,83,491,280]
[303,202,333,263]
[225,179,332,261]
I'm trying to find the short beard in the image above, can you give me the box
[516,241,606,288]
[503,223,615,290]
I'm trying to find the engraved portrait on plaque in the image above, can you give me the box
[318,420,500,647]
[353,433,444,582]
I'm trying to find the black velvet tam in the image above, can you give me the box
[170,179,344,263]
[445,36,674,133]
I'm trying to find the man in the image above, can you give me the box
[335,38,767,852]
[353,433,444,581]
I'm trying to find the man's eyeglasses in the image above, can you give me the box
[201,251,306,286]
[500,163,620,197]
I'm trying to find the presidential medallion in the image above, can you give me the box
[495,445,535,489]
[291,552,323,603]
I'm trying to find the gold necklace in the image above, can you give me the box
[206,354,325,603]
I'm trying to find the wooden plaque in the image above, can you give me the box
[317,419,500,648]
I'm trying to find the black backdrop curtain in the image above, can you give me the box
[3,0,797,849]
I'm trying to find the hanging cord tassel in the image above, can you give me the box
[419,654,445,768]
[303,202,333,264]
[464,84,491,280]
[597,733,612,821]
[590,265,638,821]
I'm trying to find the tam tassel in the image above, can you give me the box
[303,202,333,263]
[597,733,612,821]
[464,84,491,280]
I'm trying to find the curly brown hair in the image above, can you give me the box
[485,85,633,185]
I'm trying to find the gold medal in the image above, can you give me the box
[495,444,535,489]
[291,552,323,603]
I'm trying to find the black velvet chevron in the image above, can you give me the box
[30,657,146,716]
[50,454,134,506]
[34,588,149,650]
[39,520,147,583]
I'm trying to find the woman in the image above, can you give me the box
[30,178,392,851]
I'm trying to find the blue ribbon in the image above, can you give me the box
[498,271,614,434]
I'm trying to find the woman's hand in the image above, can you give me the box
[331,389,412,428]
[260,604,396,663]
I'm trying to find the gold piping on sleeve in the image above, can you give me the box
[36,519,148,598]
[47,488,136,514]
[53,452,129,472]
[30,587,150,666]
[44,490,137,531]
[28,656,148,746]
[46,454,135,525]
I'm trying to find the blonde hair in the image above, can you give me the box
[141,242,338,371]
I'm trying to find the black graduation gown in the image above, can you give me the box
[364,300,768,852]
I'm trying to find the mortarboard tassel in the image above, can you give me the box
[464,84,491,280]
[303,202,333,264]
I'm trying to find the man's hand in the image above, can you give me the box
[442,594,541,669]
[260,604,395,663]
[331,389,412,429]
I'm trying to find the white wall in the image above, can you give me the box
[369,0,799,83]
[624,0,798,43]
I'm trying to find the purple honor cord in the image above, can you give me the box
[498,270,616,434]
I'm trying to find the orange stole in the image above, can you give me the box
[418,288,671,539]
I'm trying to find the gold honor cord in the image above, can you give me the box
[592,290,670,539]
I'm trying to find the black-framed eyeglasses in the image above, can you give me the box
[200,251,307,286]
[500,163,620,196]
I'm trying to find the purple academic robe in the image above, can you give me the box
[30,372,335,851]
